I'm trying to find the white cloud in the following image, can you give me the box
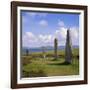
[27,12,37,17]
[55,27,67,46]
[23,21,79,47]
[55,26,79,46]
[70,27,79,45]
[23,26,79,48]
[38,13,47,17]
[70,29,78,40]
[23,32,37,42]
[55,27,67,39]
[39,20,48,27]
[58,20,65,27]
[56,20,79,46]
[23,32,54,47]
[39,34,54,43]
[23,32,38,47]
[26,12,47,18]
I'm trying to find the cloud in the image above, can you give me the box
[23,32,37,42]
[38,13,47,17]
[70,27,79,45]
[23,26,79,48]
[23,32,38,47]
[55,26,79,46]
[56,20,79,46]
[39,34,54,43]
[25,12,47,18]
[55,27,67,39]
[55,27,67,46]
[39,20,48,27]
[70,27,79,39]
[22,18,79,47]
[27,12,37,17]
[23,32,54,47]
[58,20,65,27]
[23,27,67,48]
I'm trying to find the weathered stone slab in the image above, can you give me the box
[65,29,72,64]
[54,38,58,59]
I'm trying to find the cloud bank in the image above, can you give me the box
[22,23,79,48]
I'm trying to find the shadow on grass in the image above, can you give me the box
[48,61,71,66]
[22,70,47,78]
[51,58,60,61]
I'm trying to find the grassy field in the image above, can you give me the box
[21,48,79,77]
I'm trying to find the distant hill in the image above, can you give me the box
[22,45,79,53]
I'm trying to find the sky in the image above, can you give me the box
[21,10,79,48]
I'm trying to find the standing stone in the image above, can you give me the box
[54,38,58,59]
[26,49,29,56]
[42,47,46,59]
[65,29,72,64]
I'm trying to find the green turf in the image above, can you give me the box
[21,48,79,77]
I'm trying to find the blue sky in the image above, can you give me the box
[21,11,79,48]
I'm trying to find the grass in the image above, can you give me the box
[21,48,79,77]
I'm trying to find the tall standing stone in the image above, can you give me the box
[54,38,58,59]
[26,49,29,56]
[42,47,46,59]
[65,29,72,64]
